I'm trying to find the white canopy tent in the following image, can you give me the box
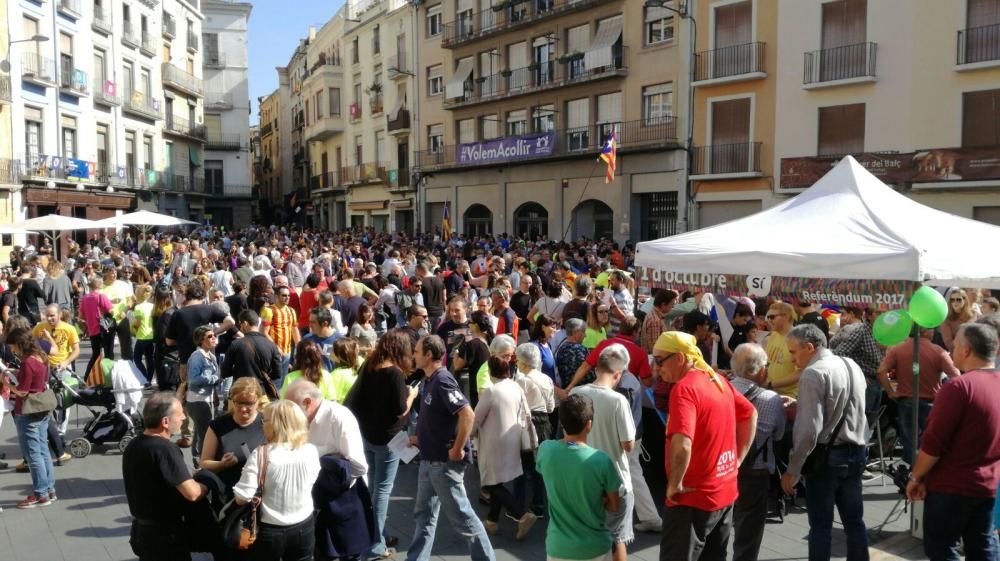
[636,156,1000,289]
[13,215,102,260]
[92,210,197,236]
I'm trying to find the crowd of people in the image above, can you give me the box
[0,224,997,561]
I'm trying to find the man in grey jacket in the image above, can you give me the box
[780,323,869,561]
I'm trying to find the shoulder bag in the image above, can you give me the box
[800,358,854,476]
[225,445,269,550]
[22,386,58,414]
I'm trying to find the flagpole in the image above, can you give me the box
[561,157,603,242]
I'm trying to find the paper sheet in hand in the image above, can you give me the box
[388,430,419,464]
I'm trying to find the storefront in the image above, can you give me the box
[23,185,135,254]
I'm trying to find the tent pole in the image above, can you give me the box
[562,158,602,242]
[910,324,920,535]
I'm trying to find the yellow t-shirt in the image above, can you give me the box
[280,369,336,401]
[101,280,134,321]
[33,321,80,367]
[766,331,797,398]
[132,302,155,341]
[161,242,174,263]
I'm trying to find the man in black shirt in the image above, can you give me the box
[123,393,207,561]
[165,283,235,367]
[796,300,830,342]
[222,310,284,399]
[416,262,446,332]
[435,296,470,367]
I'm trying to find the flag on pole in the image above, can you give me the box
[442,201,452,242]
[599,126,618,184]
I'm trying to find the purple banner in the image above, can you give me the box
[456,131,555,165]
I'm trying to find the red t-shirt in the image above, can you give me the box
[584,334,652,380]
[666,368,755,511]
[921,369,1000,498]
[298,289,318,328]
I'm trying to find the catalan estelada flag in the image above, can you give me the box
[599,126,617,184]
[442,201,452,242]
[86,352,105,387]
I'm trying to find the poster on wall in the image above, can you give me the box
[780,147,1000,188]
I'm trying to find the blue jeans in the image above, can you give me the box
[15,413,55,498]
[896,398,933,465]
[364,439,401,557]
[405,461,496,561]
[804,445,869,561]
[924,491,999,561]
[133,339,155,381]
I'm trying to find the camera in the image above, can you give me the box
[884,462,911,495]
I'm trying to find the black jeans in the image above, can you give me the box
[86,333,113,376]
[248,515,315,561]
[733,469,770,561]
[923,491,999,561]
[113,317,133,360]
[130,520,191,561]
[660,503,733,561]
[186,400,213,468]
[47,417,65,458]
[484,483,525,523]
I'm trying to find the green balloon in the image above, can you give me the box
[909,286,948,328]
[872,309,913,347]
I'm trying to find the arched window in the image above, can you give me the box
[513,202,548,240]
[463,203,493,237]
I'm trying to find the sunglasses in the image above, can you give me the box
[949,298,964,303]
[233,400,257,408]
[766,313,786,320]
[204,333,217,340]
[653,353,677,366]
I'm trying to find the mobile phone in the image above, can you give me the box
[240,443,251,459]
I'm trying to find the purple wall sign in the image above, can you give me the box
[456,131,555,164]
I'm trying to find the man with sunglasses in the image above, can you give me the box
[764,302,798,398]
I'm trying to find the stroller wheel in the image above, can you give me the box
[118,436,134,454]
[69,438,92,459]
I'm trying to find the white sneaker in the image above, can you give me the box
[635,519,663,533]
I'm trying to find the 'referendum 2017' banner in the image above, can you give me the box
[635,266,922,310]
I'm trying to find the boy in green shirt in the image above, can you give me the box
[536,394,621,561]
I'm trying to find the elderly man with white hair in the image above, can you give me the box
[569,344,636,561]
[285,379,368,480]
[729,343,786,561]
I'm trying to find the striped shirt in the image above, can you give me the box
[269,304,298,355]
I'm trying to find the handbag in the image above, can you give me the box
[234,445,269,550]
[99,312,117,334]
[22,386,58,414]
[519,393,538,453]
[801,358,855,476]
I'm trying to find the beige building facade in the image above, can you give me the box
[415,0,688,243]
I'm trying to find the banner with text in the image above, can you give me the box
[456,131,555,165]
[780,147,1000,188]
[636,266,921,310]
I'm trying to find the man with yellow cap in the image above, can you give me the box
[651,331,758,561]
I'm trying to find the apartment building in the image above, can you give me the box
[201,0,253,228]
[274,42,308,227]
[688,0,779,228]
[257,89,280,221]
[0,0,17,260]
[414,0,687,243]
[773,0,1000,225]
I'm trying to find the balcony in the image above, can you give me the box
[93,79,122,106]
[58,65,89,97]
[205,133,242,151]
[387,54,412,80]
[204,52,226,69]
[122,22,140,48]
[92,7,112,34]
[389,168,412,191]
[693,42,766,86]
[205,90,234,110]
[957,23,1000,67]
[187,31,199,52]
[162,63,204,97]
[163,14,176,38]
[164,115,207,141]
[57,0,81,18]
[0,75,11,104]
[416,116,677,171]
[21,53,57,87]
[441,0,615,48]
[387,108,410,135]
[141,31,158,57]
[309,53,341,74]
[803,42,877,88]
[305,110,345,142]
[293,109,305,130]
[369,94,384,115]
[124,167,169,189]
[203,183,252,197]
[309,171,344,192]
[123,90,163,120]
[349,102,361,121]
[261,121,274,136]
[0,159,21,184]
[690,142,763,179]
[293,147,306,164]
[302,59,342,91]
[444,47,626,109]
[341,162,388,184]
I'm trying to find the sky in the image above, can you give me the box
[247,0,346,125]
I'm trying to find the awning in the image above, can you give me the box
[189,146,201,166]
[350,201,387,211]
[389,95,405,121]
[584,17,623,70]
[445,58,475,100]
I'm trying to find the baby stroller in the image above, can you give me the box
[51,369,143,458]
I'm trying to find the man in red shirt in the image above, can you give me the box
[652,331,757,561]
[565,317,653,391]
[907,322,1000,561]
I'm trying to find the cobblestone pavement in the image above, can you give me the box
[0,349,925,560]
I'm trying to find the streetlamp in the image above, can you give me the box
[1,35,50,73]
[644,0,697,231]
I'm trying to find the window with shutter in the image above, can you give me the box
[458,119,476,143]
[964,0,1000,63]
[713,1,752,78]
[710,98,751,173]
[817,103,865,156]
[962,89,1000,147]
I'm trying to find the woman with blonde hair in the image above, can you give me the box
[329,337,361,403]
[582,300,611,349]
[233,400,320,560]
[939,287,976,351]
[199,377,267,495]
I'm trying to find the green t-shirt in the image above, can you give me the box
[132,302,155,340]
[582,327,607,349]
[536,440,621,560]
[475,361,494,392]
[280,369,336,401]
[101,280,133,321]
[329,366,358,403]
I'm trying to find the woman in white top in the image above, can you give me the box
[472,356,538,541]
[512,342,555,517]
[234,400,321,561]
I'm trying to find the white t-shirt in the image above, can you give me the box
[569,384,635,490]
